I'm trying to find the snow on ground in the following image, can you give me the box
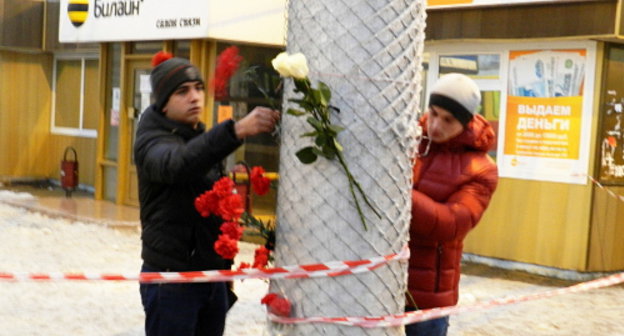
[0,198,268,336]
[0,191,623,335]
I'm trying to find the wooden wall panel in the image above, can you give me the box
[464,177,593,271]
[1,0,44,49]
[426,1,617,41]
[0,51,97,186]
[587,186,624,271]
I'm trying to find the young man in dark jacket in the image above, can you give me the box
[406,73,499,336]
[134,52,279,336]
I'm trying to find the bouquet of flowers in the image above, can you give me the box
[271,52,380,230]
[194,165,275,268]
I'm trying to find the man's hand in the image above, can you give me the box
[234,106,280,140]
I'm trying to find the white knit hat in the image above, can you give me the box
[428,73,481,126]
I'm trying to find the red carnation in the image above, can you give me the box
[261,293,291,317]
[261,293,278,305]
[218,194,244,221]
[252,246,270,269]
[237,262,251,270]
[250,166,271,196]
[220,221,244,241]
[194,190,220,217]
[214,234,239,259]
[212,177,236,198]
[212,46,243,100]
[151,51,173,67]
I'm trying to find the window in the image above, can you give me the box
[213,43,284,220]
[439,54,501,79]
[51,55,99,137]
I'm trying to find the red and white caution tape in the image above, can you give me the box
[581,173,624,202]
[269,271,624,328]
[0,245,409,283]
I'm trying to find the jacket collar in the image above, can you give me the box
[140,105,205,140]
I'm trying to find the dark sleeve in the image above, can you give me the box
[410,159,498,242]
[138,120,242,184]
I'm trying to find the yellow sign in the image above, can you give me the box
[217,105,233,123]
[504,96,582,159]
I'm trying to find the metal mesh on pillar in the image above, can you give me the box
[270,1,426,335]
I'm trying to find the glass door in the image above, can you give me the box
[122,59,152,206]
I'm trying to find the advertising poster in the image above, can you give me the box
[599,49,624,184]
[498,49,591,184]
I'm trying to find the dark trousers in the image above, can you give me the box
[405,307,450,336]
[140,264,230,336]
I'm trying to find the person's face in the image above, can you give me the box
[426,105,464,143]
[163,81,205,127]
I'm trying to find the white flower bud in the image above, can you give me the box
[271,52,292,77]
[287,53,309,79]
[271,52,309,79]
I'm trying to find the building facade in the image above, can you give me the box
[0,0,622,272]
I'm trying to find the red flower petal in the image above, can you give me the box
[211,46,243,100]
[220,221,244,241]
[250,166,271,196]
[261,293,292,317]
[212,177,236,198]
[214,235,239,259]
[269,297,292,317]
[261,293,278,305]
[218,194,244,221]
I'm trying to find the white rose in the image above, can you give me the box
[271,52,292,77]
[287,53,309,79]
[271,52,309,79]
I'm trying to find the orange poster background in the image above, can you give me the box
[217,105,233,123]
[509,49,586,61]
[504,96,582,159]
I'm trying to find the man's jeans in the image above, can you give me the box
[140,263,230,336]
[405,307,449,336]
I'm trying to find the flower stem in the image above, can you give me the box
[335,150,382,231]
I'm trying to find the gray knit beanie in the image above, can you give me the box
[150,51,204,111]
[428,73,481,126]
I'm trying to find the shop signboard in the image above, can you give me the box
[428,0,591,8]
[498,49,591,184]
[59,0,286,45]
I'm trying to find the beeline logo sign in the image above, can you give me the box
[67,0,89,27]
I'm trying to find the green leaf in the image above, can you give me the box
[301,131,317,137]
[311,147,327,159]
[329,124,345,134]
[321,145,336,160]
[318,81,332,105]
[289,98,315,111]
[315,133,327,147]
[333,138,344,152]
[296,147,318,164]
[287,108,307,116]
[306,117,324,131]
[293,78,310,93]
[311,89,326,107]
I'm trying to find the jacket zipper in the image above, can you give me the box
[435,245,443,292]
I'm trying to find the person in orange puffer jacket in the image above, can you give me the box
[406,73,499,336]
